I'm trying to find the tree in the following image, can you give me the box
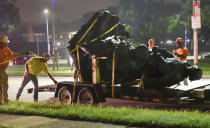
[116,0,182,44]
[0,0,21,34]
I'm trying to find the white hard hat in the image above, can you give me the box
[0,35,9,43]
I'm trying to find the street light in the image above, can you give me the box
[44,9,50,55]
[51,0,56,56]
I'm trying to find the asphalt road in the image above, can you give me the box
[8,75,72,102]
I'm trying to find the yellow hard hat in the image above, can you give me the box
[0,35,9,43]
[42,53,51,60]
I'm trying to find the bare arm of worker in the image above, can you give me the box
[13,51,30,58]
[48,73,57,84]
[25,64,30,77]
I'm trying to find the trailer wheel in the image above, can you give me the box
[77,88,96,105]
[58,86,72,104]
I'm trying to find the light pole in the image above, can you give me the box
[51,0,56,56]
[44,9,50,55]
[34,33,45,56]
[51,0,57,70]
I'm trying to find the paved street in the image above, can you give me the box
[8,75,72,102]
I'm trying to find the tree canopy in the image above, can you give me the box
[0,0,21,34]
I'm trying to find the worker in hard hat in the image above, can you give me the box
[173,37,189,85]
[16,53,57,102]
[173,37,188,61]
[148,39,155,49]
[0,35,29,104]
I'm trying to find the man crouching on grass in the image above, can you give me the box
[16,53,57,102]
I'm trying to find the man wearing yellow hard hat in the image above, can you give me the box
[16,53,57,102]
[0,35,28,104]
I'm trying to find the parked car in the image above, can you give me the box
[13,56,32,65]
[201,53,210,59]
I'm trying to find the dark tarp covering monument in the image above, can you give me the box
[68,11,202,90]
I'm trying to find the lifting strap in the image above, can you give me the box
[70,18,98,54]
[137,74,144,94]
[90,23,120,43]
[112,50,116,98]
[70,23,120,54]
[70,18,120,99]
[72,45,82,102]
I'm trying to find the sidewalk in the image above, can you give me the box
[0,113,128,128]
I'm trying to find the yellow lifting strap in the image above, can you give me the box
[137,75,144,94]
[112,50,116,98]
[90,23,120,43]
[72,45,82,101]
[70,23,120,54]
[70,18,98,54]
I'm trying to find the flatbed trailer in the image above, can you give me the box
[27,57,210,105]
[27,80,210,105]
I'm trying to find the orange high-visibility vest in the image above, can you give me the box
[0,47,14,69]
[175,48,188,61]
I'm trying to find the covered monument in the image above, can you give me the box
[68,11,202,90]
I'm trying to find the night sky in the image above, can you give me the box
[15,0,118,23]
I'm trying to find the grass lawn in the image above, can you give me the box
[7,64,74,75]
[196,59,210,76]
[0,101,210,128]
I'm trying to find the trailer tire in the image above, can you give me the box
[77,88,96,105]
[58,86,72,104]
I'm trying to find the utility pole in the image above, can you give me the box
[51,0,57,70]
[44,9,50,55]
[51,0,56,55]
[192,0,201,65]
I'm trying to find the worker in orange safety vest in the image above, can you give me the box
[173,37,188,61]
[148,39,155,49]
[0,35,29,104]
[173,37,189,85]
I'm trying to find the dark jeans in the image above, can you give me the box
[16,73,38,101]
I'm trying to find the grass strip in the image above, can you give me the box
[0,125,9,128]
[7,64,74,75]
[0,101,210,128]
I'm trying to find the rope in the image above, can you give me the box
[0,51,38,65]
